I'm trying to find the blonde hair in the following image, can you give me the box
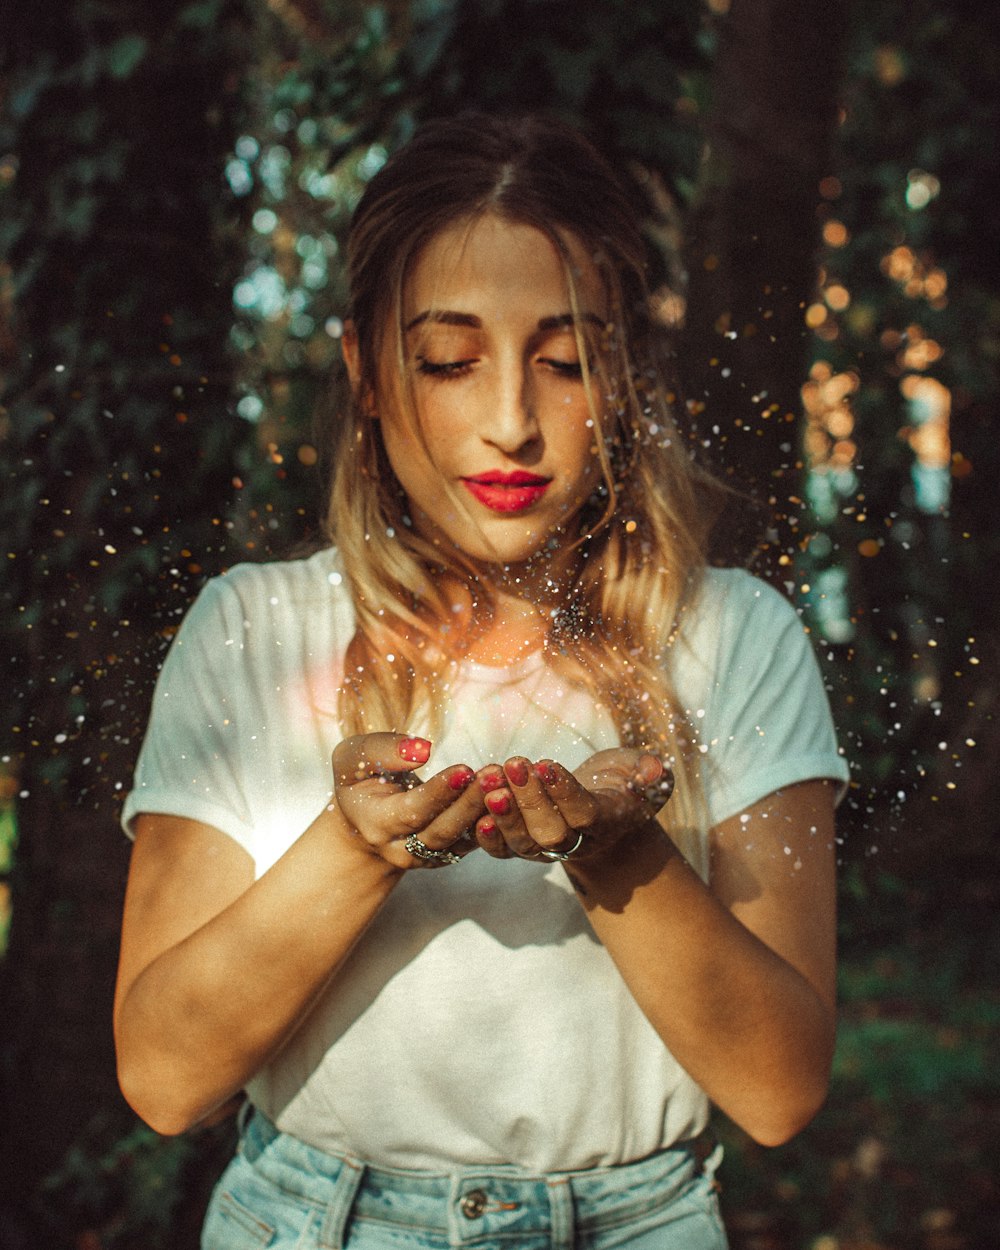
[325,114,725,832]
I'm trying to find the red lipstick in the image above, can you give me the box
[462,471,551,513]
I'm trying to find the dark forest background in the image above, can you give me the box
[1,1,997,1247]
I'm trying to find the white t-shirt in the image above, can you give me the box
[123,548,848,1172]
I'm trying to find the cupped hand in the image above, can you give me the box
[474,748,674,863]
[331,733,487,870]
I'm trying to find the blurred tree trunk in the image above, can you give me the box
[681,0,849,574]
[0,2,252,1242]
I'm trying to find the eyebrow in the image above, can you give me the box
[404,310,604,332]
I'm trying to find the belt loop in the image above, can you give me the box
[235,1097,252,1137]
[547,1177,574,1250]
[318,1156,366,1250]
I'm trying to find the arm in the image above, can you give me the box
[567,779,837,1146]
[114,804,399,1136]
[114,736,485,1135]
[476,757,837,1146]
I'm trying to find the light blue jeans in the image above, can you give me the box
[201,1112,728,1250]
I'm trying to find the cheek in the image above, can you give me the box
[409,387,470,448]
[562,402,604,465]
[379,407,454,504]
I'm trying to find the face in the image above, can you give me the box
[365,213,609,571]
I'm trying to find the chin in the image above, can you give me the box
[468,532,560,569]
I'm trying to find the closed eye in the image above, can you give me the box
[416,357,477,378]
[539,357,586,379]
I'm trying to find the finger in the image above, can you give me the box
[477,764,538,858]
[474,815,513,859]
[389,764,487,848]
[626,755,675,812]
[332,733,432,789]
[502,757,573,854]
[401,825,477,870]
[573,746,648,783]
[479,783,528,849]
[534,759,600,830]
[475,775,547,865]
[386,766,486,870]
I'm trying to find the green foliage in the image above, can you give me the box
[0,793,14,955]
[0,0,256,787]
[38,1113,237,1250]
[3,1,999,1246]
[798,1,1000,851]
[215,0,711,553]
[718,880,1000,1250]
[0,1,256,1235]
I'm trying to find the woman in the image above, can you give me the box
[114,113,848,1249]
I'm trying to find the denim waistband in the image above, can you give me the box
[235,1110,721,1249]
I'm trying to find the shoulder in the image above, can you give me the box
[186,547,349,623]
[166,547,352,658]
[670,565,831,727]
[210,546,346,606]
[677,568,849,822]
[692,566,800,631]
[676,567,805,670]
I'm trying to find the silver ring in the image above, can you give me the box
[538,832,585,862]
[404,833,462,866]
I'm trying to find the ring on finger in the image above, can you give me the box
[516,845,547,861]
[538,832,586,862]
[404,833,462,866]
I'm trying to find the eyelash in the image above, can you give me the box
[416,359,476,378]
[415,357,586,380]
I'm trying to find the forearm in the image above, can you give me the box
[567,826,835,1146]
[115,805,402,1135]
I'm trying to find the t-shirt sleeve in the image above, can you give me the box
[121,575,256,849]
[694,571,850,826]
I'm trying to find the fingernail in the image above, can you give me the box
[398,737,431,764]
[487,792,511,816]
[448,767,475,792]
[640,755,664,783]
[479,819,498,839]
[479,770,505,793]
[505,759,529,787]
[534,761,557,786]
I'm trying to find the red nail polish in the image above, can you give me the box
[479,820,497,839]
[398,737,431,764]
[534,761,557,785]
[479,771,504,792]
[487,792,511,816]
[448,767,474,791]
[505,759,529,787]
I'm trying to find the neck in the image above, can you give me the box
[440,550,582,667]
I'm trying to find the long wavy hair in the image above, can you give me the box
[325,113,725,834]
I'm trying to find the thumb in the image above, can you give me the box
[634,752,664,785]
[332,733,432,788]
[628,754,675,809]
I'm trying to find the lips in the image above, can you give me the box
[462,471,552,513]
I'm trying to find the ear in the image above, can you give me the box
[340,319,362,386]
[341,320,379,419]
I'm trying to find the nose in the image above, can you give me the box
[483,361,540,454]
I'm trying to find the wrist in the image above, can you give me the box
[317,800,406,883]
[563,818,677,907]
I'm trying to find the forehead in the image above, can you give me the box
[403,213,606,322]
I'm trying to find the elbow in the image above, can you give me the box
[744,1101,825,1148]
[739,1070,831,1148]
[741,1007,836,1147]
[116,1053,204,1138]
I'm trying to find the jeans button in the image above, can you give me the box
[459,1188,488,1219]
